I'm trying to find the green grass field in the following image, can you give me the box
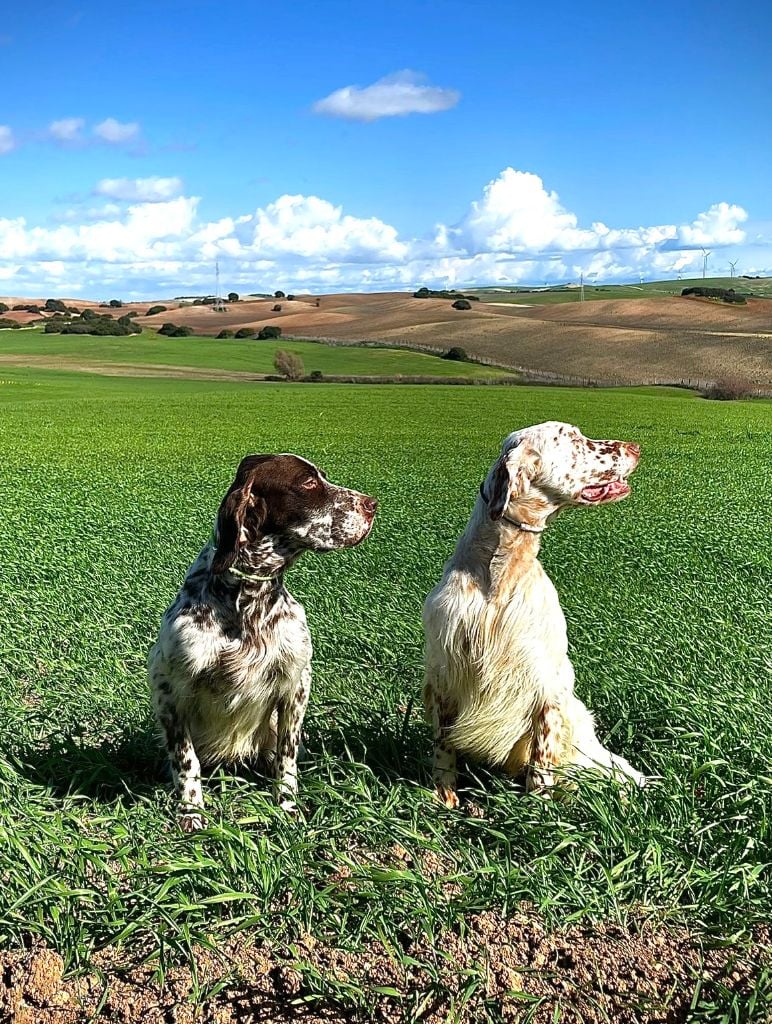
[475,275,772,304]
[0,329,509,378]
[0,368,770,1019]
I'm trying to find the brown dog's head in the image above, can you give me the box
[212,454,377,574]
[484,421,640,529]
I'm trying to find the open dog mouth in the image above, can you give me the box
[580,479,631,503]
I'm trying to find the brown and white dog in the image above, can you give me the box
[148,454,377,831]
[422,421,646,807]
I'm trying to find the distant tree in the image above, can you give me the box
[309,369,324,381]
[413,287,431,298]
[274,349,304,380]
[258,325,282,340]
[44,298,68,313]
[286,294,296,301]
[235,327,255,339]
[108,299,123,308]
[274,290,285,299]
[158,322,193,336]
[272,304,282,312]
[228,292,239,302]
[452,299,472,310]
[217,329,235,339]
[146,305,168,316]
[0,318,21,329]
[442,346,468,361]
[315,298,320,307]
[0,303,8,314]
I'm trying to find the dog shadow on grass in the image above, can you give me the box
[12,721,166,805]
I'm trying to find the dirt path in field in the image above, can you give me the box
[0,354,271,382]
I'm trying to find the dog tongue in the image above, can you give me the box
[583,484,608,500]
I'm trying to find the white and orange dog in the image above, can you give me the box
[422,421,647,807]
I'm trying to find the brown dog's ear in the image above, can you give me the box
[212,457,269,574]
[486,441,539,521]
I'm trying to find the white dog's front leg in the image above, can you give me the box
[425,676,459,809]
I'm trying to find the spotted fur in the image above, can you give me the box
[422,421,647,807]
[148,453,377,831]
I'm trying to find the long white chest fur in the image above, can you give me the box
[157,587,312,764]
[423,555,574,767]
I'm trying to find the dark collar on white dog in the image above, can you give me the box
[478,483,546,534]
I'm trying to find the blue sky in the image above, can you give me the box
[1,0,770,297]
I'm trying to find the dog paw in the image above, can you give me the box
[178,811,205,833]
[434,785,460,810]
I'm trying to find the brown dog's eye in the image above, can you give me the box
[300,477,319,490]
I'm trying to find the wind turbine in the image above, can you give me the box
[729,259,738,280]
[701,247,711,280]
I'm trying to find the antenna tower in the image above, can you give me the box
[214,260,225,312]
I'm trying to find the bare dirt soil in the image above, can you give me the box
[4,292,771,385]
[2,911,767,1023]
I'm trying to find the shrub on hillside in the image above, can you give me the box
[442,346,469,361]
[702,378,754,401]
[217,329,234,339]
[146,305,168,316]
[274,349,304,380]
[44,298,68,313]
[274,290,285,299]
[682,286,747,304]
[235,327,255,339]
[272,304,282,312]
[452,299,472,310]
[157,322,194,337]
[228,292,239,302]
[286,294,296,301]
[108,299,123,308]
[45,313,140,336]
[309,369,324,381]
[0,317,21,329]
[0,302,8,314]
[258,325,282,339]
[12,304,40,313]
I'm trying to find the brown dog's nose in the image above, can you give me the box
[362,497,378,515]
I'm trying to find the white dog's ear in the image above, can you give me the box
[486,441,539,521]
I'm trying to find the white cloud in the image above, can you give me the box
[48,117,85,143]
[0,167,764,297]
[0,125,16,155]
[94,176,184,202]
[248,194,408,262]
[312,70,460,122]
[93,118,140,144]
[677,202,747,247]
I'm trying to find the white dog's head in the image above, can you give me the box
[482,421,640,529]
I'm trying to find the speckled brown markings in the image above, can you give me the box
[148,453,377,831]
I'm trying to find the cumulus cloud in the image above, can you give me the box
[312,70,460,122]
[0,167,762,297]
[0,125,16,155]
[48,117,86,143]
[93,118,140,144]
[94,176,184,202]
